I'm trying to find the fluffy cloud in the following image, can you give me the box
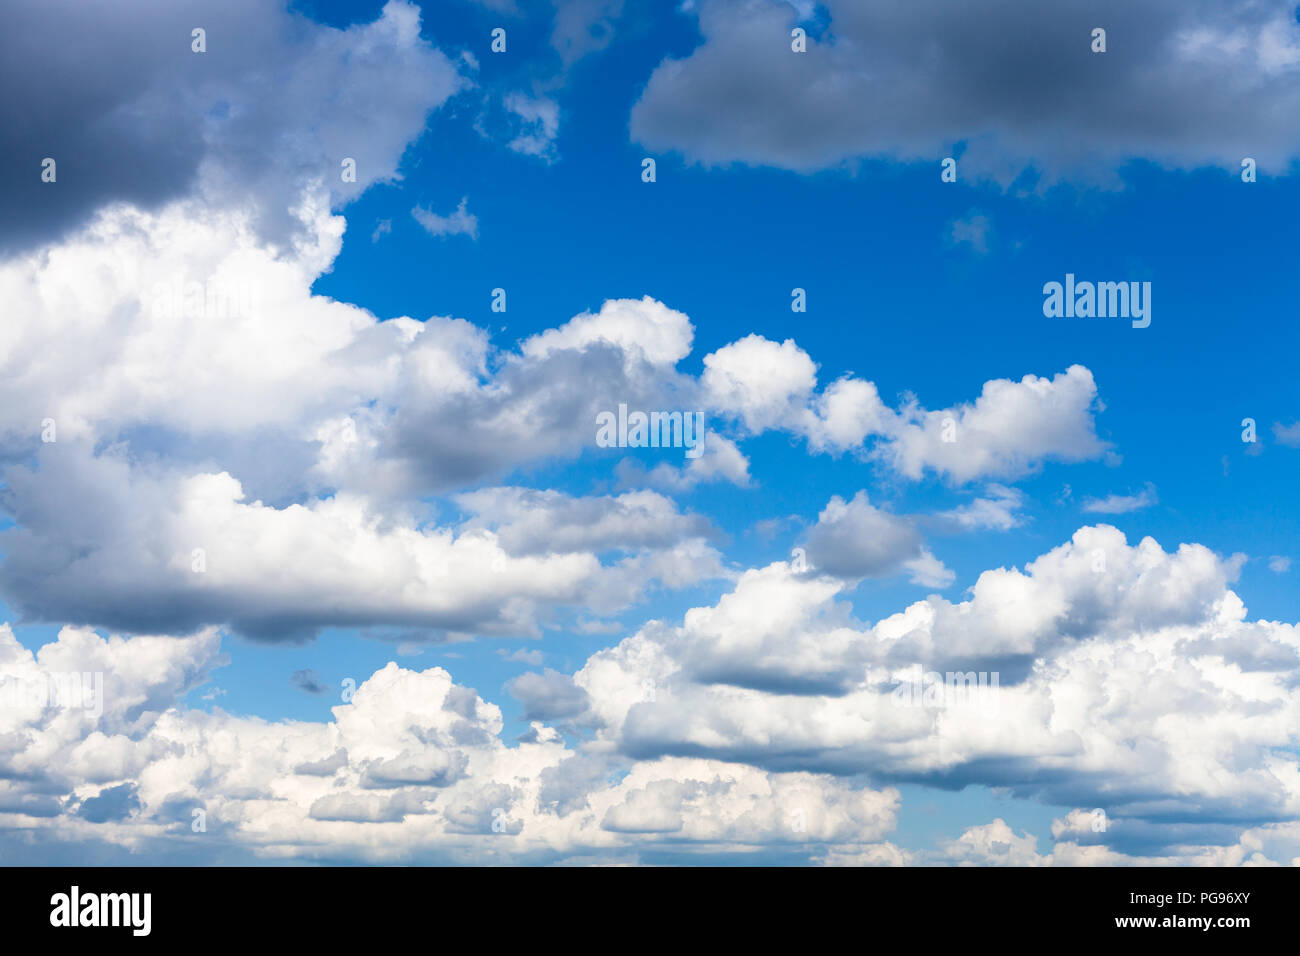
[0,177,746,642]
[0,252,703,504]
[0,450,726,642]
[0,1,1243,869]
[5,0,1284,871]
[698,337,1106,481]
[701,335,819,432]
[944,814,1300,866]
[575,524,1299,844]
[0,625,902,863]
[3,522,1298,864]
[943,819,1046,867]
[803,492,952,587]
[882,365,1108,482]
[0,172,1099,642]
[523,295,694,368]
[631,0,1300,185]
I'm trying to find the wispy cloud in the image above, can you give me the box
[411,197,478,240]
[1273,421,1300,447]
[947,210,992,254]
[1082,483,1158,515]
[939,484,1025,531]
[292,668,329,695]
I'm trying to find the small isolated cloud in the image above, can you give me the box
[947,211,992,254]
[1082,483,1158,515]
[1273,421,1300,447]
[292,668,329,695]
[411,197,479,240]
[880,365,1107,483]
[939,484,1026,531]
[504,92,561,160]
[551,0,626,65]
[803,491,951,585]
[371,219,392,243]
[752,514,803,541]
[1268,556,1291,574]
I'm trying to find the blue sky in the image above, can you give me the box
[1,0,1299,865]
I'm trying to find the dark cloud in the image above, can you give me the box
[0,0,463,256]
[631,0,1300,184]
[292,668,328,695]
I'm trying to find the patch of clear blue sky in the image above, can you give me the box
[3,0,1294,860]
